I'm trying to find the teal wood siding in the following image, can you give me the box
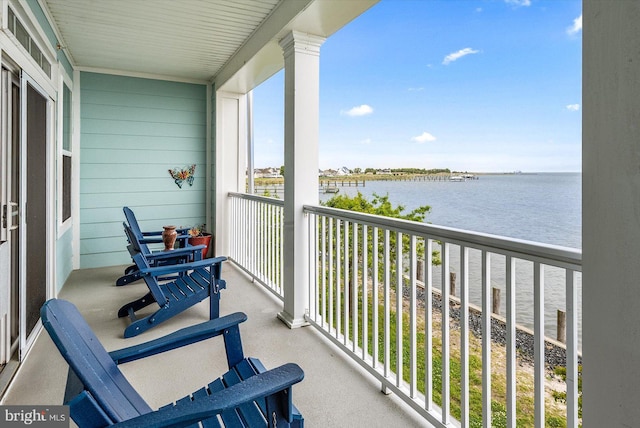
[80,72,207,268]
[56,228,73,292]
[25,0,57,46]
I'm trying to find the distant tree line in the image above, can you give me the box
[391,168,450,174]
[278,166,451,175]
[359,167,450,175]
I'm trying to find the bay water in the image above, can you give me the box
[319,173,582,346]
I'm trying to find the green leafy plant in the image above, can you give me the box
[323,192,441,266]
[188,224,207,237]
[552,365,582,418]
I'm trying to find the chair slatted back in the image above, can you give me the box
[123,207,143,238]
[123,222,152,256]
[40,299,152,424]
[123,207,160,252]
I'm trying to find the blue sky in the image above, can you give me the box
[253,0,582,173]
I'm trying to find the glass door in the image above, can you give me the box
[19,72,49,358]
[0,64,52,365]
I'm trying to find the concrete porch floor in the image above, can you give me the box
[1,263,431,427]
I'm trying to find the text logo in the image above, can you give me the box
[0,406,68,428]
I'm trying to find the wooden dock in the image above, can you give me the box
[252,174,479,194]
[319,179,365,187]
[373,174,479,182]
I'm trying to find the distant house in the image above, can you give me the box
[377,168,392,175]
[321,167,351,177]
[254,167,281,178]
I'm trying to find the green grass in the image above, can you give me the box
[317,275,576,427]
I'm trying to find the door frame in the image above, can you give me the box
[0,2,59,369]
[0,58,21,366]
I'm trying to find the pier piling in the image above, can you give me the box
[450,272,457,297]
[492,287,501,315]
[557,310,566,343]
[417,260,424,282]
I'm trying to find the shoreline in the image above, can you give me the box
[253,171,580,187]
[405,284,582,370]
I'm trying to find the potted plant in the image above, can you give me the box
[187,224,213,259]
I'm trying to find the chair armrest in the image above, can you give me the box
[109,312,247,364]
[147,245,206,260]
[137,237,163,244]
[139,256,227,277]
[112,363,304,428]
[141,228,188,236]
[139,233,189,243]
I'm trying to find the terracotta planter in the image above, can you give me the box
[162,225,177,251]
[188,233,213,259]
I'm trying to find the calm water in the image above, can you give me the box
[320,173,581,249]
[262,174,582,343]
[319,173,582,345]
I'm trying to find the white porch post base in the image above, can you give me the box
[277,311,309,329]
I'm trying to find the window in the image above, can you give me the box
[7,8,51,77]
[61,83,72,224]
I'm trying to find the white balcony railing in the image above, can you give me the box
[227,193,582,428]
[228,192,284,300]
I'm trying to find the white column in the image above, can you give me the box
[278,31,325,328]
[214,91,247,258]
[247,90,255,194]
[583,2,640,425]
[205,83,213,237]
[72,70,81,270]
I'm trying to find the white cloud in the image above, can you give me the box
[408,87,424,92]
[341,104,373,117]
[361,138,372,145]
[443,48,480,65]
[505,0,531,6]
[411,132,437,143]
[567,14,582,36]
[566,104,580,111]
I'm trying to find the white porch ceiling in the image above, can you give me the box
[43,0,281,82]
[41,0,379,89]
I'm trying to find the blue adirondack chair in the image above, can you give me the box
[117,207,203,286]
[118,252,227,337]
[117,222,206,286]
[41,299,305,427]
